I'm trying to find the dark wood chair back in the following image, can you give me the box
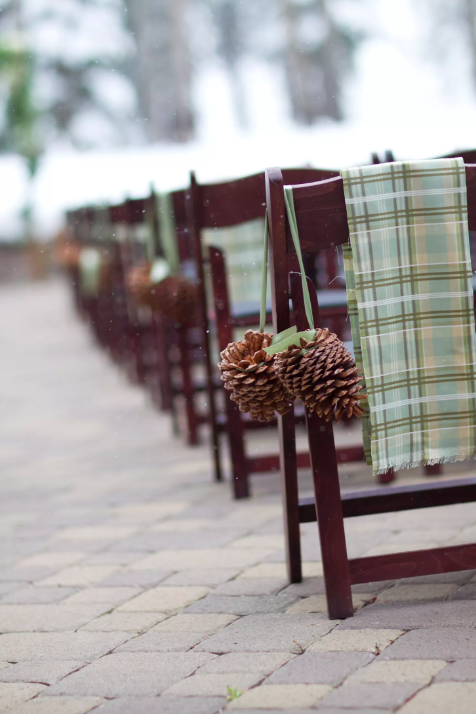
[187,168,340,492]
[266,162,476,619]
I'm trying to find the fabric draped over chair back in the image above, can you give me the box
[342,158,476,475]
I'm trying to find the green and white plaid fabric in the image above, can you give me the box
[79,247,102,297]
[202,218,269,305]
[156,192,267,306]
[342,158,476,475]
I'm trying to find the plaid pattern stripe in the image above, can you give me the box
[342,158,476,475]
[202,218,269,305]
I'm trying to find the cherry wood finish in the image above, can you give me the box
[266,163,476,618]
[209,244,364,502]
[188,168,340,501]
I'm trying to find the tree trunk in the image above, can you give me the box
[281,0,344,123]
[464,0,476,90]
[125,0,194,142]
[215,0,247,128]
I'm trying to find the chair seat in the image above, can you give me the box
[231,289,349,320]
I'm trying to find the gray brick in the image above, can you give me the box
[402,570,476,585]
[96,570,172,588]
[337,600,476,630]
[214,578,287,596]
[448,584,476,600]
[0,660,87,684]
[199,652,295,675]
[266,651,373,687]
[194,614,335,654]
[352,581,396,594]
[383,629,476,660]
[0,582,25,596]
[113,632,206,652]
[1,586,77,604]
[0,632,130,662]
[315,710,390,714]
[84,551,147,566]
[317,682,422,709]
[93,696,226,714]
[44,540,110,553]
[184,594,298,616]
[0,567,54,582]
[0,604,111,632]
[219,711,319,714]
[435,661,476,682]
[162,672,264,696]
[280,579,326,598]
[49,652,214,697]
[161,569,241,587]
[108,530,242,551]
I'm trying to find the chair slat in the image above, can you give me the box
[349,543,476,584]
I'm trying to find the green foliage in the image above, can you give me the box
[226,686,244,701]
[0,41,41,174]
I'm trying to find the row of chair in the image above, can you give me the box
[63,148,476,618]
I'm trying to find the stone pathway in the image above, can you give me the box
[1,280,476,714]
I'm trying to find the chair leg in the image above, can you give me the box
[201,328,223,483]
[378,469,395,485]
[134,328,147,385]
[224,393,249,499]
[279,410,303,584]
[178,326,199,446]
[424,464,442,477]
[153,315,174,411]
[306,411,354,619]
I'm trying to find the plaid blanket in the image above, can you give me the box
[342,158,476,474]
[202,218,269,305]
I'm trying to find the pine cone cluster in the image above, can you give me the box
[218,330,293,422]
[55,242,82,270]
[98,250,112,291]
[126,267,196,324]
[126,263,154,308]
[151,275,197,325]
[275,328,366,422]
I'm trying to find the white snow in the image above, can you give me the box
[3,0,476,241]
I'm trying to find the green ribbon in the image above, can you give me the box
[79,247,102,296]
[284,186,314,331]
[157,192,179,273]
[149,257,171,284]
[262,186,316,355]
[259,212,269,332]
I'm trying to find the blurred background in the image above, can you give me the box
[2,0,476,252]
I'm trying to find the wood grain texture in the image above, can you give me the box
[290,271,353,618]
[349,543,476,584]
[266,168,302,584]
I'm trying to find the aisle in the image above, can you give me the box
[1,280,476,714]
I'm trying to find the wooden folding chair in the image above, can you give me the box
[152,187,216,449]
[266,164,476,618]
[203,168,362,498]
[187,168,364,499]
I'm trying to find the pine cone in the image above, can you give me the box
[55,242,82,270]
[126,263,154,307]
[275,328,366,422]
[151,275,197,325]
[218,330,294,422]
[98,250,112,291]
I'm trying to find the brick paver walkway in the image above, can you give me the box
[2,280,476,714]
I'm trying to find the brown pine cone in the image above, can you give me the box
[150,275,197,325]
[218,330,294,422]
[126,263,154,307]
[98,250,112,291]
[275,328,366,422]
[55,242,82,270]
